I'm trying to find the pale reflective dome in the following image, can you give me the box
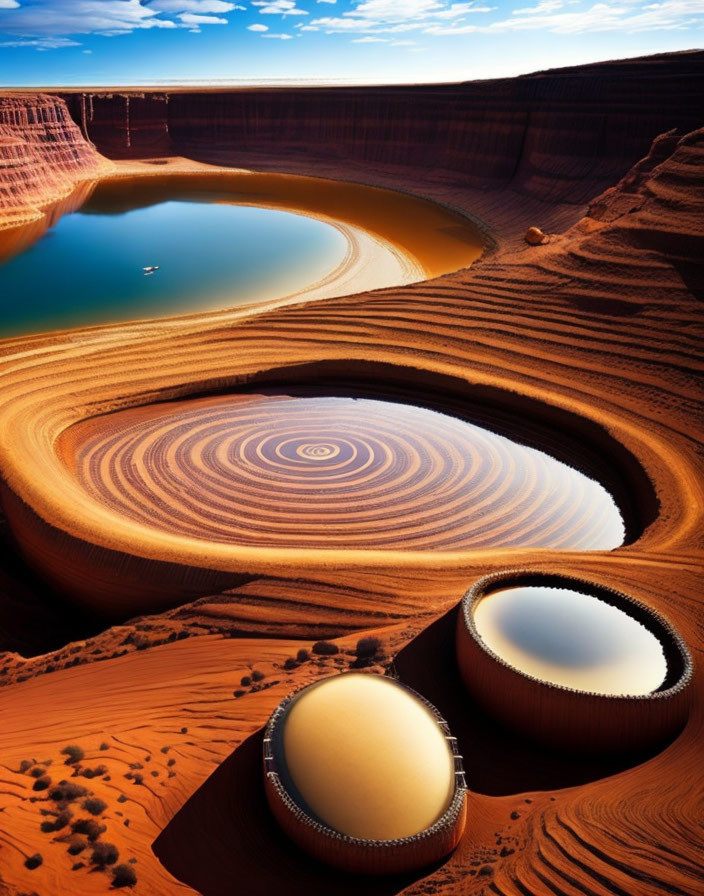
[280,673,456,840]
[473,585,667,696]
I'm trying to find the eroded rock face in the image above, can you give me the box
[0,94,111,227]
[59,51,704,206]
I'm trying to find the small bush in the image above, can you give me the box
[251,669,265,682]
[82,797,108,816]
[356,636,383,659]
[112,863,138,888]
[30,765,46,778]
[233,689,245,698]
[61,745,85,766]
[167,758,175,767]
[117,794,127,803]
[296,649,310,663]
[240,675,251,687]
[99,742,109,751]
[312,641,339,656]
[160,746,170,754]
[41,809,72,832]
[81,765,108,779]
[90,841,119,867]
[71,818,106,841]
[33,775,51,792]
[24,853,43,870]
[180,727,188,734]
[68,837,88,855]
[19,759,33,773]
[283,658,298,670]
[50,781,87,803]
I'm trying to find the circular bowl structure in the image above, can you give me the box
[263,673,467,875]
[456,571,693,754]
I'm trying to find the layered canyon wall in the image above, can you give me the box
[59,51,704,205]
[0,94,112,228]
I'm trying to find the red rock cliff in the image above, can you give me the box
[60,51,704,205]
[0,93,111,227]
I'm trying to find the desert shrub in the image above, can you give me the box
[29,766,46,778]
[61,745,85,766]
[50,781,87,803]
[283,658,298,670]
[81,765,108,779]
[111,863,138,888]
[160,746,170,754]
[167,758,175,767]
[19,759,33,773]
[71,818,106,841]
[180,727,188,734]
[90,842,119,867]
[82,798,108,816]
[233,689,245,698]
[132,774,143,785]
[33,775,51,792]
[296,649,310,663]
[251,669,265,682]
[312,641,339,656]
[67,836,88,855]
[99,742,109,751]
[356,636,382,659]
[117,794,127,803]
[24,853,43,870]
[240,675,251,687]
[41,808,72,832]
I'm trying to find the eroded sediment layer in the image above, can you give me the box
[56,52,704,206]
[0,94,112,228]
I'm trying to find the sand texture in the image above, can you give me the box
[0,52,703,896]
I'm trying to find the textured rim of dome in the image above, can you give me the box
[263,672,467,851]
[460,569,693,703]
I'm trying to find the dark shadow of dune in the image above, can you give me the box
[152,728,440,896]
[393,606,674,796]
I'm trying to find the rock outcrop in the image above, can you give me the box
[59,51,704,206]
[0,94,111,228]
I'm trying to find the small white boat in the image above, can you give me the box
[142,265,160,275]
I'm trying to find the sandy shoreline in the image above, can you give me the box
[0,157,482,344]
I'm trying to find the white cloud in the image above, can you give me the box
[312,1,495,33]
[179,11,227,21]
[83,47,93,52]
[149,0,235,11]
[0,0,238,38]
[352,34,387,40]
[252,0,308,14]
[317,0,337,3]
[247,22,269,30]
[262,30,293,36]
[299,23,319,28]
[427,0,704,34]
[0,36,82,46]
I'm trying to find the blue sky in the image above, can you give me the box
[0,0,702,86]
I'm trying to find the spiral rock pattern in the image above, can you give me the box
[64,394,624,551]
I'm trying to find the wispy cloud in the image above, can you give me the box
[252,0,308,15]
[262,30,294,36]
[0,0,239,39]
[247,22,269,30]
[426,0,704,34]
[0,35,81,46]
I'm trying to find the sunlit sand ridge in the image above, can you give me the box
[279,674,455,840]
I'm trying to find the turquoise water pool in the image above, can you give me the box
[0,195,348,337]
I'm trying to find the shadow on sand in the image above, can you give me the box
[154,606,671,892]
[153,727,441,896]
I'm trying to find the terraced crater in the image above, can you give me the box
[57,392,625,553]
